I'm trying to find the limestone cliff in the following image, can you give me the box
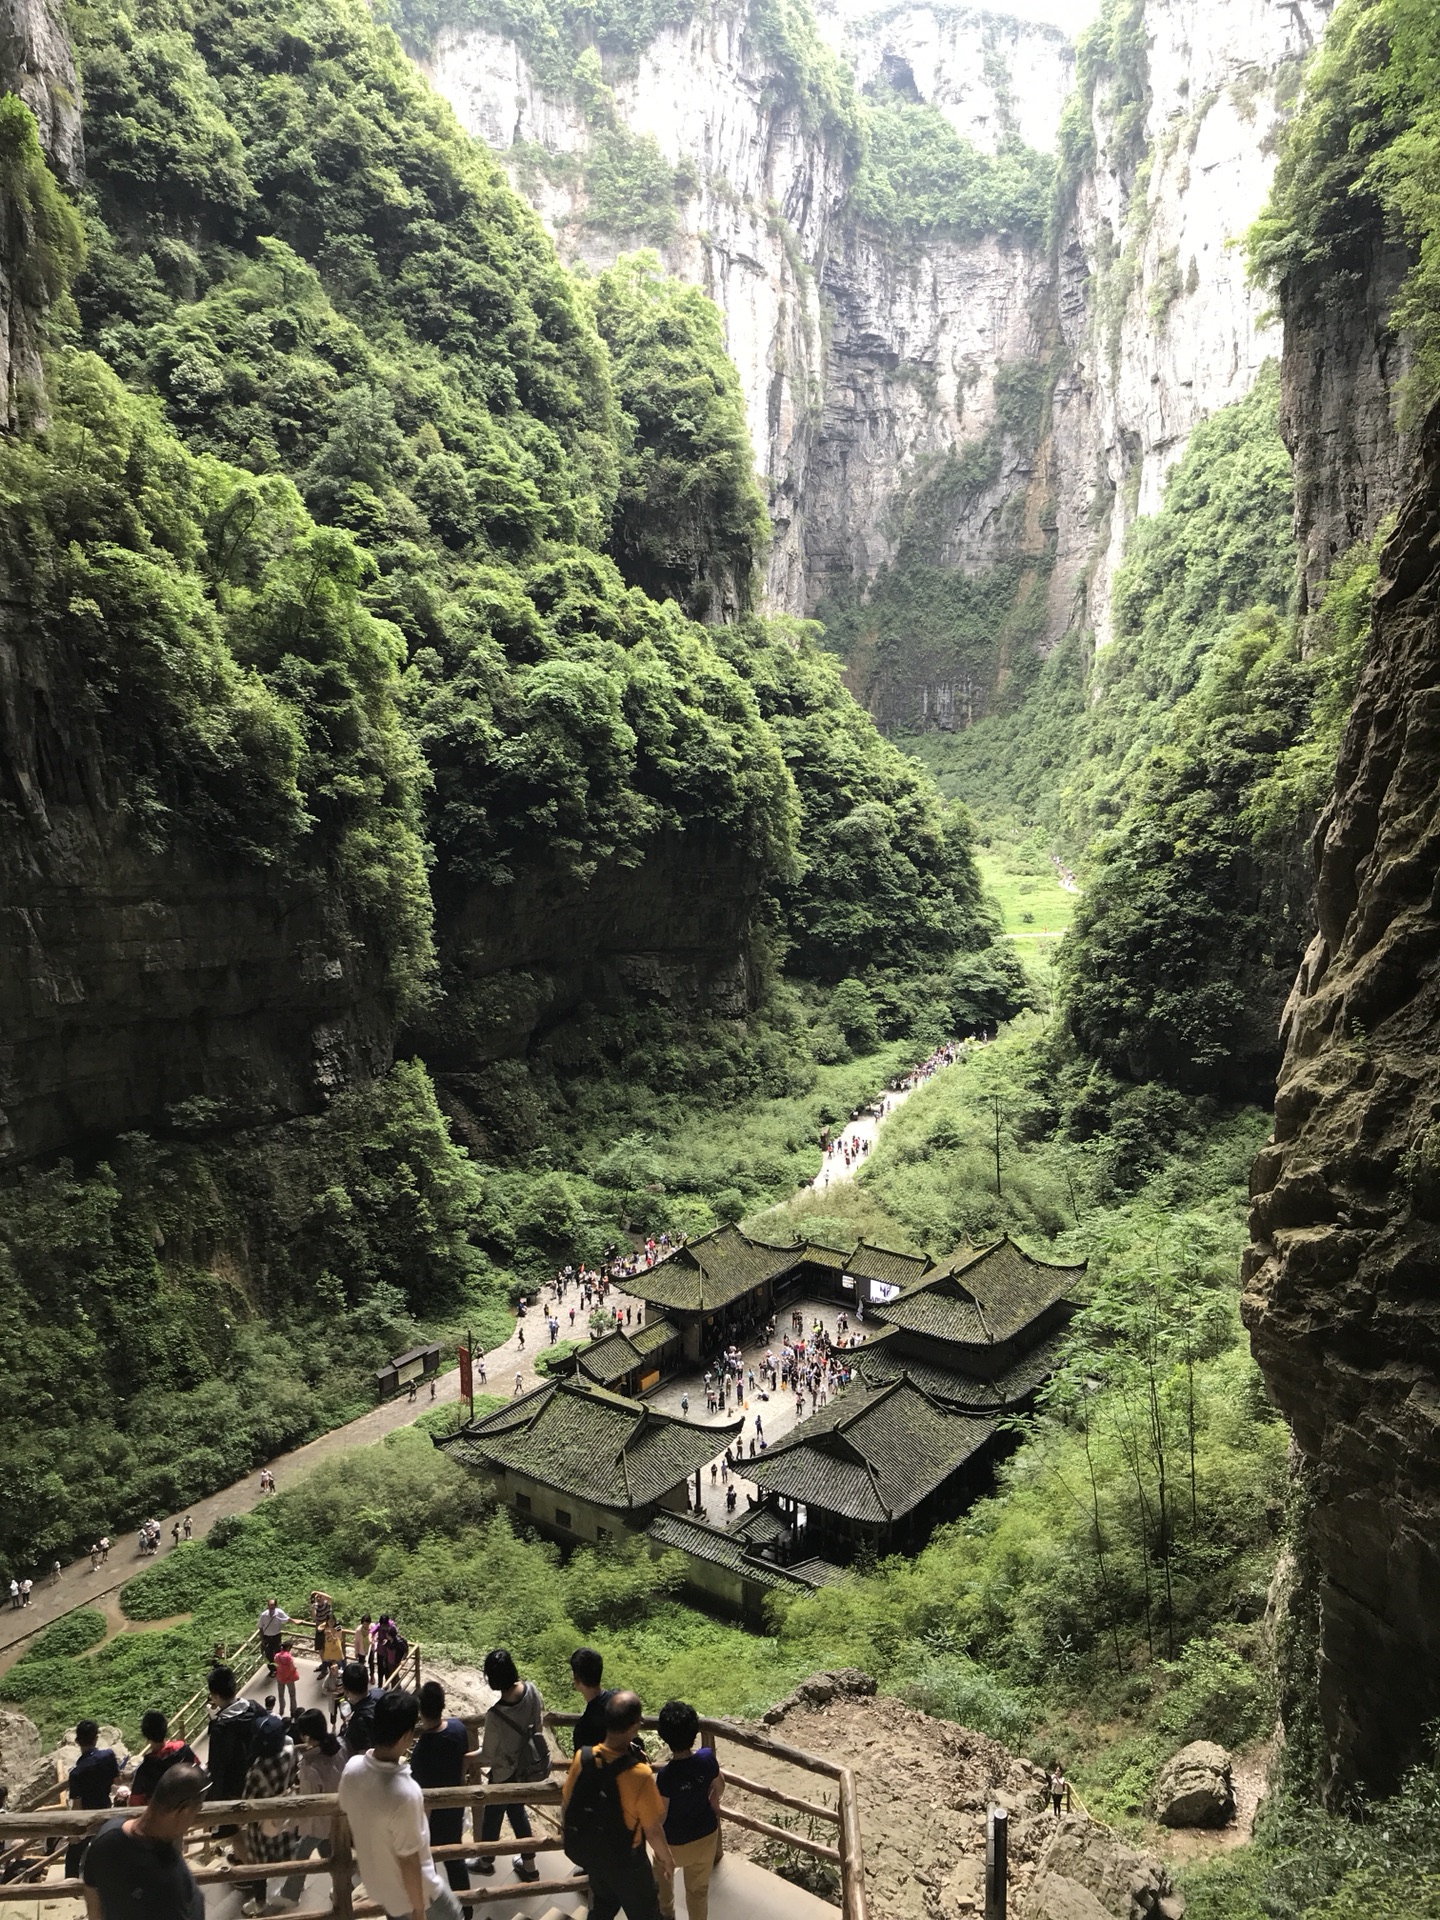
[1046,0,1332,649]
[0,0,79,424]
[418,0,1329,725]
[1243,403,1440,1799]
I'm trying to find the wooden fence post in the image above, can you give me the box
[330,1811,354,1920]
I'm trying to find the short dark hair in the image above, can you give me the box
[604,1690,643,1735]
[342,1661,370,1696]
[484,1648,519,1691]
[75,1720,100,1746]
[657,1701,699,1751]
[140,1710,169,1742]
[374,1689,420,1746]
[570,1647,603,1687]
[149,1763,208,1814]
[208,1667,238,1701]
[418,1680,446,1719]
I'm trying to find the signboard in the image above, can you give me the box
[397,1354,426,1386]
[639,1369,661,1391]
[841,1274,856,1291]
[458,1344,473,1403]
[868,1279,900,1304]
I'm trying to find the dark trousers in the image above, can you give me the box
[479,1801,533,1856]
[429,1811,469,1891]
[586,1846,662,1920]
[63,1840,89,1882]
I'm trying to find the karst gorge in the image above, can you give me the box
[2,0,1440,1909]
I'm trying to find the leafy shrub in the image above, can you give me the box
[22,1609,109,1660]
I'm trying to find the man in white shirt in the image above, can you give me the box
[338,1691,463,1920]
[257,1599,290,1672]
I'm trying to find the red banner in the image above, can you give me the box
[458,1344,473,1404]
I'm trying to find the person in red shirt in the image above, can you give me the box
[274,1643,300,1720]
[124,1713,199,1809]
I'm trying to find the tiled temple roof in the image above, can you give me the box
[436,1379,737,1512]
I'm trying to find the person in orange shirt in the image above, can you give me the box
[562,1691,674,1920]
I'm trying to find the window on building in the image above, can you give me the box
[515,1492,532,1512]
[596,1526,612,1543]
[555,1508,573,1529]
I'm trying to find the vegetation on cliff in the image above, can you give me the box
[1250,0,1440,414]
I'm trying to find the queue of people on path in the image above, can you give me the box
[66,1632,726,1920]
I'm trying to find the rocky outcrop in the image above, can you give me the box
[761,1666,877,1722]
[1243,402,1440,1798]
[1030,1818,1185,1920]
[1152,1740,1235,1827]
[1277,218,1417,616]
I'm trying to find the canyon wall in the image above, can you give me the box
[1046,0,1332,648]
[1244,402,1440,1799]
[419,0,1329,721]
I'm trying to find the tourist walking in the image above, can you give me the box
[570,1646,614,1753]
[65,1720,121,1880]
[274,1642,301,1719]
[82,1763,208,1920]
[206,1667,262,1812]
[341,1662,386,1757]
[475,1649,545,1880]
[125,1712,198,1808]
[1048,1764,1070,1816]
[234,1713,297,1913]
[411,1680,475,1893]
[561,1690,674,1920]
[274,1710,345,1909]
[258,1597,290,1671]
[338,1689,463,1920]
[655,1700,724,1920]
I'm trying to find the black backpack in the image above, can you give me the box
[563,1747,640,1876]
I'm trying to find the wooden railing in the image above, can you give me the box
[0,1708,866,1920]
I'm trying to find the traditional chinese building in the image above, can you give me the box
[434,1377,737,1548]
[746,1236,1085,1560]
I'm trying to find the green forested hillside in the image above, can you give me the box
[0,0,1018,1566]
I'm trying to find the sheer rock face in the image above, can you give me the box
[0,0,81,424]
[1243,405,1440,1798]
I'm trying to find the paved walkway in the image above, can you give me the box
[0,1299,569,1668]
[645,1298,872,1532]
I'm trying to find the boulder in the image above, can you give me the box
[1153,1741,1235,1828]
[1035,1816,1184,1920]
[0,1708,43,1785]
[762,1670,877,1725]
[1026,1873,1118,1920]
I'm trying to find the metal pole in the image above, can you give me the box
[985,1805,1008,1920]
[993,1096,1002,1198]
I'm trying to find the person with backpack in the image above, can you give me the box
[474,1650,544,1882]
[654,1702,724,1920]
[204,1668,262,1815]
[562,1690,675,1920]
[340,1662,385,1758]
[124,1712,199,1809]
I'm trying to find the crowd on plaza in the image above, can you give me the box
[48,1629,724,1920]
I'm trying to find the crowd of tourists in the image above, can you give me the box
[52,1634,724,1920]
